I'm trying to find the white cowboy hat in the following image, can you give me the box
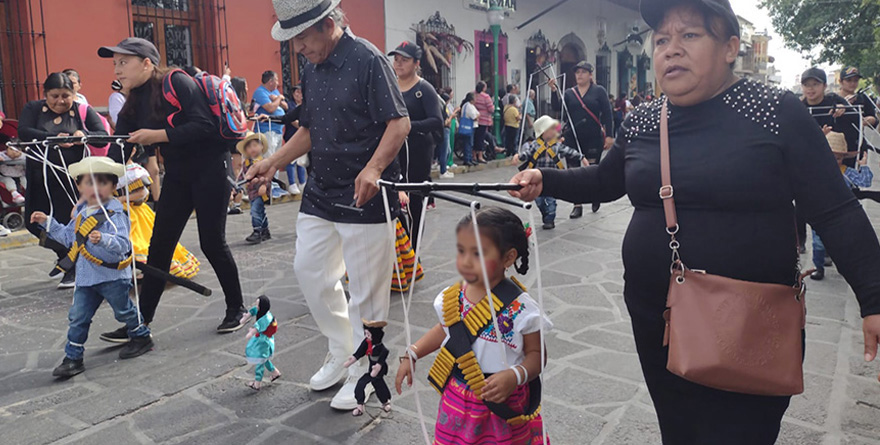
[68,156,125,180]
[533,116,561,139]
[271,0,343,42]
[236,131,269,156]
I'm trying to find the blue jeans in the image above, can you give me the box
[286,163,307,185]
[251,196,268,230]
[535,196,557,224]
[437,128,450,174]
[66,279,149,360]
[461,132,474,164]
[812,229,826,271]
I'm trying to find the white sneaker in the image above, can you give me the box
[309,353,347,391]
[288,184,301,195]
[0,224,10,237]
[10,191,24,204]
[431,163,440,171]
[331,373,373,411]
[440,171,455,179]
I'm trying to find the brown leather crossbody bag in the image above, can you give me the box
[659,100,808,396]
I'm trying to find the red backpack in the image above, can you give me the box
[162,69,248,141]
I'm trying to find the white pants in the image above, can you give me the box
[294,213,394,373]
[0,175,24,193]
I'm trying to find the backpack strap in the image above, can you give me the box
[162,69,187,128]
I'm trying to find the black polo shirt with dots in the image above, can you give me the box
[298,28,408,224]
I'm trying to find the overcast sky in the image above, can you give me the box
[733,1,829,88]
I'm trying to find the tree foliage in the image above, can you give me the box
[761,0,880,78]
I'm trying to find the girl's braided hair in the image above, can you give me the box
[456,207,530,275]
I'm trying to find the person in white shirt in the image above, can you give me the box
[107,80,127,130]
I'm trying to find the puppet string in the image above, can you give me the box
[118,139,144,326]
[470,201,509,368]
[380,185,432,445]
[547,65,583,155]
[527,206,549,445]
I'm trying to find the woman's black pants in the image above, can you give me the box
[24,155,80,260]
[139,151,243,324]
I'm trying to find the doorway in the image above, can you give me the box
[617,49,633,99]
[475,30,507,96]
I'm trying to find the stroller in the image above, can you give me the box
[0,119,25,231]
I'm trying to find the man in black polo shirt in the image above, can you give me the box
[839,66,878,157]
[249,0,410,410]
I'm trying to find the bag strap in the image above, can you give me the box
[659,99,678,233]
[571,88,605,135]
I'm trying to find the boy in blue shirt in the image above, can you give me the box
[31,157,153,378]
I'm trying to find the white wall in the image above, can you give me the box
[384,0,652,101]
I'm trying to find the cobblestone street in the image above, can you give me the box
[1,166,879,445]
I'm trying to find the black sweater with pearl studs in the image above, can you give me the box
[541,79,880,318]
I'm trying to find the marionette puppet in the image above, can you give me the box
[243,295,281,390]
[344,319,392,416]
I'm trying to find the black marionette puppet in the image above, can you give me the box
[344,319,391,416]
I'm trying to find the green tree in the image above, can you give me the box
[761,0,880,78]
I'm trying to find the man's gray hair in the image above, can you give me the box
[316,7,346,31]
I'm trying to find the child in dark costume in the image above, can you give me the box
[344,319,391,416]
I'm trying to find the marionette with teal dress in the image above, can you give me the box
[243,296,281,390]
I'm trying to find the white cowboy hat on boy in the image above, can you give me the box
[236,131,270,156]
[533,116,561,139]
[271,0,343,42]
[68,157,125,180]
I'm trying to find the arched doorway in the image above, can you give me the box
[558,33,586,90]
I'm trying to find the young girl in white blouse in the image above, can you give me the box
[395,207,551,444]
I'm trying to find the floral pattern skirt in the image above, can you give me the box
[434,377,548,445]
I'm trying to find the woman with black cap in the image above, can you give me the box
[511,1,880,443]
[388,40,443,250]
[97,37,247,337]
[549,61,613,216]
[19,72,110,289]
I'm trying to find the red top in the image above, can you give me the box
[474,92,495,126]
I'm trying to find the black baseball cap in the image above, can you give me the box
[801,67,827,85]
[641,0,741,38]
[98,37,160,66]
[840,66,862,80]
[388,41,423,60]
[575,61,593,73]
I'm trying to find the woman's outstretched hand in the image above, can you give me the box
[509,169,543,202]
[863,314,880,382]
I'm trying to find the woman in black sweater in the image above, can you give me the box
[511,2,880,443]
[389,42,443,250]
[550,61,614,216]
[19,73,109,288]
[98,38,246,335]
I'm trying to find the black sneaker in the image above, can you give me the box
[591,202,601,213]
[245,230,263,244]
[217,309,247,333]
[99,326,130,343]
[810,269,825,281]
[542,221,555,230]
[57,269,76,289]
[570,206,584,219]
[53,357,85,378]
[261,229,272,241]
[228,206,242,215]
[119,336,154,359]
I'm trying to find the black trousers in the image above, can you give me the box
[474,125,489,158]
[399,139,433,251]
[139,150,243,324]
[24,154,81,260]
[355,373,391,404]
[795,205,807,247]
[627,294,791,444]
[504,126,520,156]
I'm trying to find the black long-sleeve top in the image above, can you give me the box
[399,78,443,178]
[542,79,880,318]
[114,71,219,163]
[19,99,109,176]
[804,94,861,167]
[551,83,613,151]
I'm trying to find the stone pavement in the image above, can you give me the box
[0,166,879,445]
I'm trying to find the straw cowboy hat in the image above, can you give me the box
[237,132,269,156]
[362,319,388,329]
[271,0,343,42]
[68,156,125,179]
[826,131,857,161]
[533,116,561,139]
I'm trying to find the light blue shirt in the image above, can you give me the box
[253,85,285,134]
[844,165,874,189]
[42,199,132,287]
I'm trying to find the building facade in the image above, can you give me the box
[384,0,654,115]
[0,0,385,119]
